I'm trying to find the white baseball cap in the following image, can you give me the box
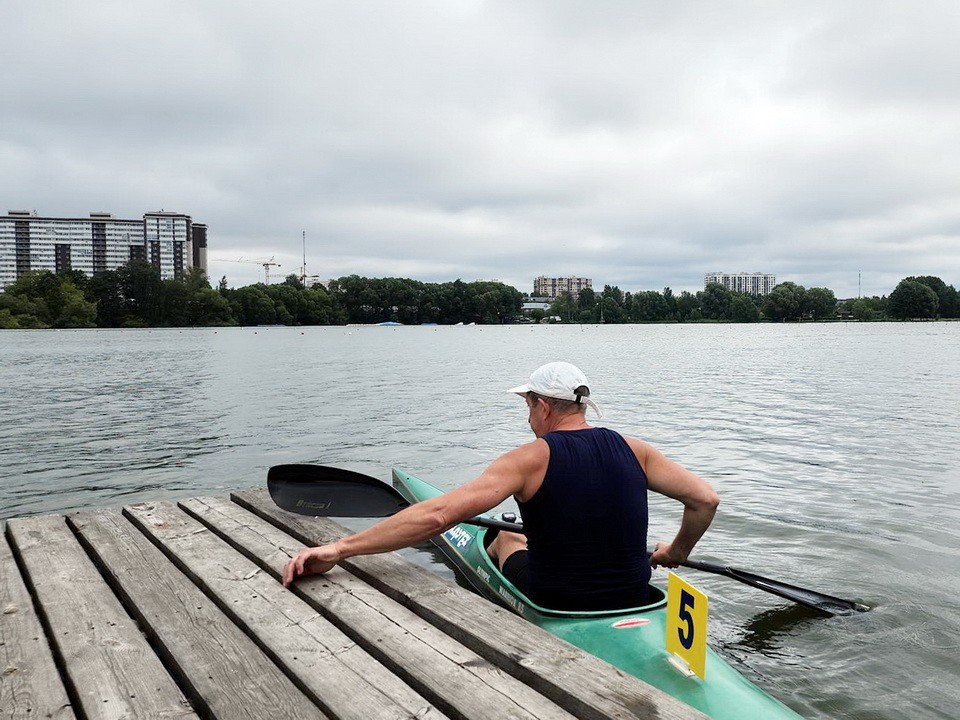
[508,361,603,417]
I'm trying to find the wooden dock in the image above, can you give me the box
[1,488,707,720]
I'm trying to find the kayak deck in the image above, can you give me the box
[393,468,805,720]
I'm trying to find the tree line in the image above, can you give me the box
[0,263,522,328]
[0,262,956,329]
[543,276,957,323]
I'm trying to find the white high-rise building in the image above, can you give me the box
[534,275,593,299]
[0,210,208,290]
[704,272,776,296]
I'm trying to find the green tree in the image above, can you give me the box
[805,287,838,321]
[283,273,305,290]
[905,276,958,318]
[0,308,20,329]
[117,261,164,326]
[301,286,344,325]
[550,291,577,322]
[54,282,97,327]
[577,287,598,322]
[700,283,733,320]
[158,279,190,326]
[0,270,96,328]
[888,279,938,320]
[675,291,700,321]
[847,297,883,321]
[599,294,627,323]
[662,287,677,319]
[728,294,760,322]
[186,287,233,325]
[595,286,627,323]
[602,284,625,306]
[630,291,670,321]
[85,270,125,326]
[230,285,278,325]
[764,282,807,322]
[0,291,47,327]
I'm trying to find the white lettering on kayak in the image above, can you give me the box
[443,525,474,550]
[497,585,522,612]
[475,565,491,584]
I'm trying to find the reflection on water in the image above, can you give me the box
[729,604,824,655]
[1,323,959,720]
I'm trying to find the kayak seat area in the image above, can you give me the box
[478,523,668,616]
[514,576,668,617]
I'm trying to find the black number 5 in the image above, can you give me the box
[678,589,695,649]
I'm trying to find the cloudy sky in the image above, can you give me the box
[3,1,959,297]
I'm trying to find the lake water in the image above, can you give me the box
[1,323,958,719]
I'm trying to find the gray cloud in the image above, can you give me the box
[3,1,958,297]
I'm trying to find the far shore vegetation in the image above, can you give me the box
[0,261,956,329]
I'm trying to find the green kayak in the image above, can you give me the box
[392,468,804,720]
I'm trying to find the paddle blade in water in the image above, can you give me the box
[681,559,870,615]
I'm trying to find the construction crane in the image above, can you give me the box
[214,256,281,284]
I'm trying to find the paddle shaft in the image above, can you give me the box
[463,518,867,613]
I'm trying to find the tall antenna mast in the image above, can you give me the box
[301,230,306,284]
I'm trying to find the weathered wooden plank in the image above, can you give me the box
[181,495,579,720]
[67,508,327,720]
[0,529,76,720]
[123,500,444,720]
[5,515,196,720]
[234,487,708,720]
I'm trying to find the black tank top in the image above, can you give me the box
[518,427,651,610]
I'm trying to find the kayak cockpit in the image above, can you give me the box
[479,522,668,620]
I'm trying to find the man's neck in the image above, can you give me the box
[549,414,591,433]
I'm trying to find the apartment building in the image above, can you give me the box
[0,210,208,290]
[704,272,777,296]
[533,275,593,299]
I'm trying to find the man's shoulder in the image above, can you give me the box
[509,437,550,461]
[619,433,653,459]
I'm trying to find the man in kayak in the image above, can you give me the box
[284,361,719,610]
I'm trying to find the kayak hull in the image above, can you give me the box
[392,468,804,720]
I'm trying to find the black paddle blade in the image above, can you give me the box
[267,463,526,533]
[681,558,870,615]
[268,464,409,517]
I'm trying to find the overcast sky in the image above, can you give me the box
[3,1,959,297]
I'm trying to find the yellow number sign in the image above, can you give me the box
[665,571,708,679]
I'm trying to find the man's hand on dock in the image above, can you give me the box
[282,542,343,587]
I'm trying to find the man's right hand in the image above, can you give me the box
[282,542,343,587]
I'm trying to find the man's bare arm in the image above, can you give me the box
[626,437,719,567]
[283,440,547,586]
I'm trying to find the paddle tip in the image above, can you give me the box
[827,601,871,616]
